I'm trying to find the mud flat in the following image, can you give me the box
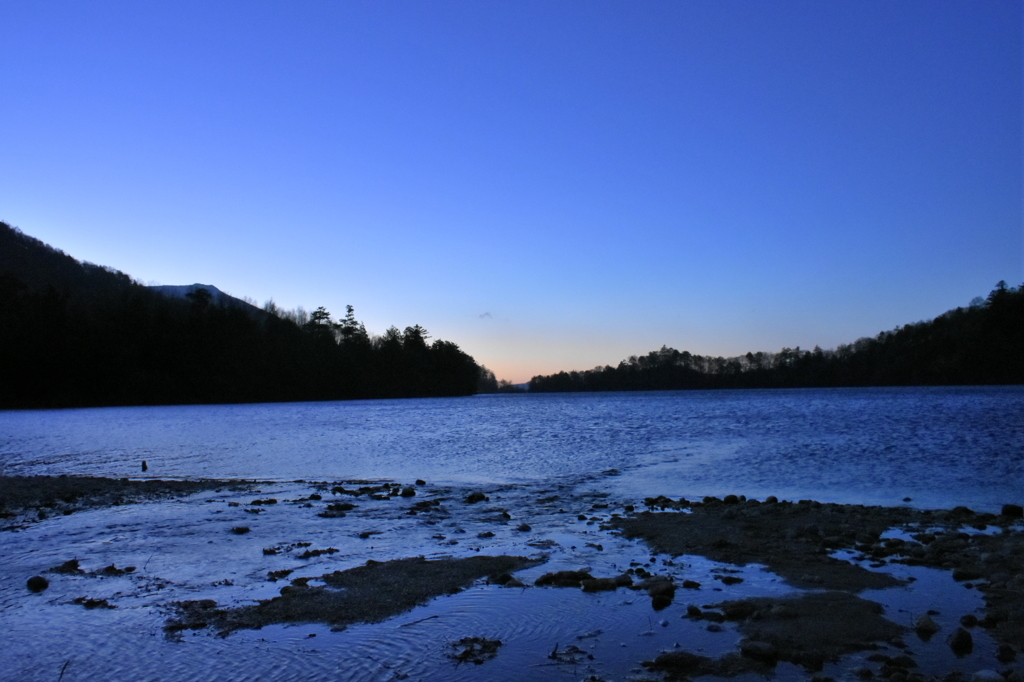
[0,474,253,526]
[4,477,1024,681]
[166,554,540,636]
[616,495,1024,678]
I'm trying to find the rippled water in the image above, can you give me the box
[2,386,1023,511]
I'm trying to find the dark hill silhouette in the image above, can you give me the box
[529,282,1024,392]
[0,222,484,408]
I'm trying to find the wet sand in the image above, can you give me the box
[3,476,1023,681]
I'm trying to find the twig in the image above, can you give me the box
[57,660,70,682]
[399,614,439,627]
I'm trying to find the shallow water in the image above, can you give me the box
[2,386,1023,512]
[0,477,1014,682]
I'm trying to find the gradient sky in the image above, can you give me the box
[2,1,1021,383]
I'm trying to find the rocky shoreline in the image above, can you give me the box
[5,475,1024,681]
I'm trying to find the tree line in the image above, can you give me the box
[0,222,485,409]
[529,282,1024,393]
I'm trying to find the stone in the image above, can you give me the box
[914,613,940,636]
[740,640,778,662]
[970,671,1004,682]
[952,568,983,582]
[581,578,620,592]
[651,595,672,611]
[948,627,973,656]
[26,575,48,592]
[535,570,593,588]
[644,650,712,675]
[1000,503,1023,518]
[646,580,676,600]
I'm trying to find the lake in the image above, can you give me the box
[2,385,1022,512]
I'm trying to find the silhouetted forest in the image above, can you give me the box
[0,222,485,409]
[529,282,1024,393]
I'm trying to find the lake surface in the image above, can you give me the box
[2,386,1022,512]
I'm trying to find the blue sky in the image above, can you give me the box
[2,1,1020,383]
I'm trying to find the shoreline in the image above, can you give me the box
[3,475,1023,680]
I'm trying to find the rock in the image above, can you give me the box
[644,650,712,675]
[686,605,702,618]
[952,568,983,582]
[72,596,114,609]
[400,487,415,497]
[960,614,978,627]
[770,604,798,619]
[682,580,701,589]
[464,492,488,504]
[996,643,1017,663]
[1001,503,1024,518]
[914,613,941,636]
[230,526,250,535]
[714,574,744,585]
[447,636,502,665]
[723,495,739,504]
[49,559,83,574]
[722,601,757,621]
[26,575,48,592]
[415,479,426,486]
[581,578,620,592]
[741,640,778,662]
[535,570,594,588]
[141,460,147,472]
[646,580,677,600]
[707,623,722,632]
[516,523,531,532]
[970,671,1004,682]
[948,627,973,656]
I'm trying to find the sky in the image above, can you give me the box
[1,1,1021,384]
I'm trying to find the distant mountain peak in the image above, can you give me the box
[148,283,265,316]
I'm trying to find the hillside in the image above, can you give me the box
[0,222,484,408]
[529,282,1024,392]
